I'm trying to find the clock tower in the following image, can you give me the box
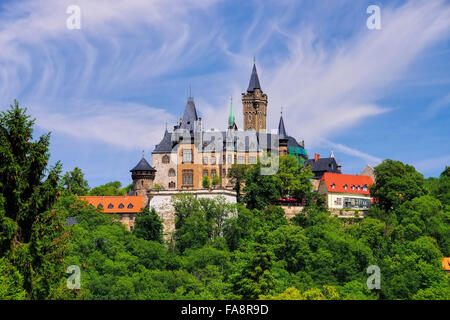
[242,62,267,132]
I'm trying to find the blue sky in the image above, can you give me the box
[0,0,449,187]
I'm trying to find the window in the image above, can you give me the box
[129,214,134,221]
[228,155,232,164]
[203,170,208,177]
[237,156,245,164]
[108,203,114,209]
[357,185,361,191]
[351,185,355,191]
[344,184,348,190]
[127,203,134,209]
[183,149,192,163]
[182,170,193,185]
[168,169,176,177]
[203,156,208,164]
[211,156,216,165]
[130,226,134,232]
[335,198,342,205]
[331,183,335,189]
[249,156,257,164]
[169,181,176,188]
[162,155,170,164]
[363,184,368,191]
[97,204,103,209]
[211,169,217,177]
[119,203,124,209]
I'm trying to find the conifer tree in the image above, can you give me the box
[0,100,68,299]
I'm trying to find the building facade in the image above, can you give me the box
[151,63,308,191]
[318,172,374,216]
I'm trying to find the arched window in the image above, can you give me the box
[127,203,134,209]
[169,181,176,189]
[162,155,170,164]
[168,169,176,177]
[108,203,114,209]
[118,203,124,209]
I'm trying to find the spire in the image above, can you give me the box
[181,96,198,133]
[247,62,261,92]
[330,150,335,158]
[228,96,235,128]
[278,108,287,139]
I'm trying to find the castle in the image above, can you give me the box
[81,62,375,235]
[135,62,308,194]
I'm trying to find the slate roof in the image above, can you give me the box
[152,128,306,155]
[130,157,156,172]
[66,217,78,226]
[181,97,198,133]
[278,115,287,140]
[305,157,340,179]
[247,63,261,92]
[153,130,173,154]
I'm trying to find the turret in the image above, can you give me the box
[130,157,156,198]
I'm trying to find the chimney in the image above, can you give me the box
[314,153,320,162]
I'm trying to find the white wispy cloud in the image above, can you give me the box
[1,0,449,172]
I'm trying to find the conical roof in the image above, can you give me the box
[130,157,156,172]
[247,63,261,92]
[181,97,198,132]
[278,114,287,139]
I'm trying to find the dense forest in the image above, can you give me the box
[1,101,449,300]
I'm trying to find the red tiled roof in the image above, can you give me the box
[443,258,450,271]
[79,195,145,213]
[321,172,374,194]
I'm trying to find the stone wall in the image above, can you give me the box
[147,189,237,239]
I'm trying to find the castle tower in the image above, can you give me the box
[278,110,288,156]
[242,62,268,132]
[130,157,156,198]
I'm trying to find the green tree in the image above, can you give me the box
[60,167,90,195]
[227,164,247,203]
[212,174,221,188]
[0,101,68,299]
[202,175,211,189]
[230,243,275,299]
[133,208,163,243]
[89,181,128,196]
[370,159,427,215]
[242,160,281,210]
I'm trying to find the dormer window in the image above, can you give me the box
[127,203,134,209]
[118,203,124,209]
[363,184,368,191]
[351,185,355,191]
[97,204,103,209]
[331,183,335,189]
[344,184,348,190]
[108,203,114,209]
[357,185,361,191]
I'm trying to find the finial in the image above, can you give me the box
[142,150,145,158]
[253,56,256,64]
[165,122,168,131]
[281,106,283,116]
[189,84,192,99]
